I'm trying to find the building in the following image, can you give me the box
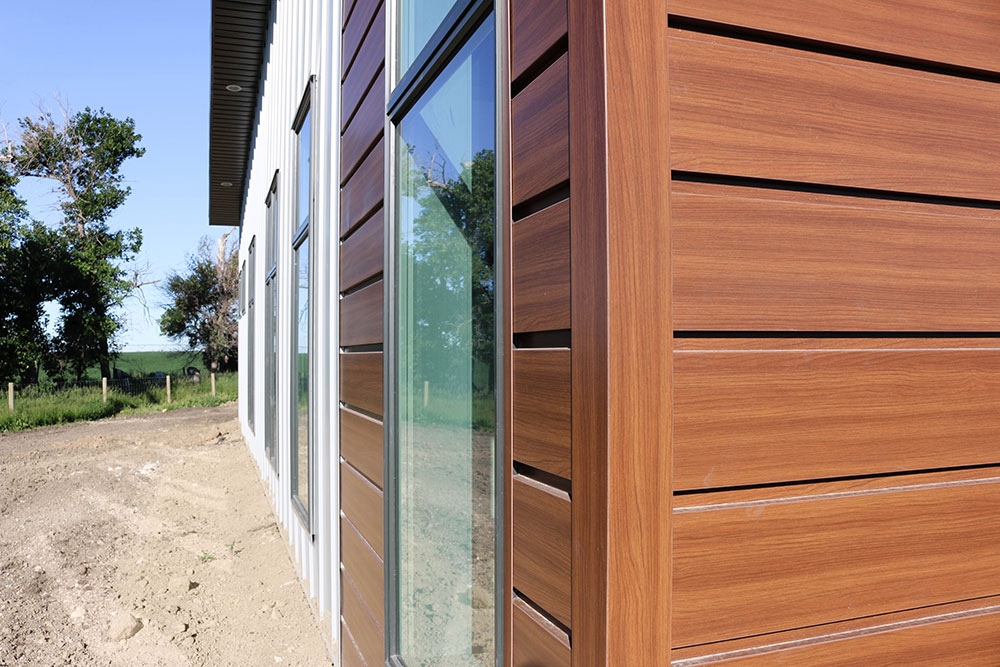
[209,0,1000,664]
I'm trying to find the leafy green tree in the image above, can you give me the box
[159,232,239,372]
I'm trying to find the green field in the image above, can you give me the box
[86,350,210,380]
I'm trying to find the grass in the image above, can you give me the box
[0,372,238,433]
[39,350,210,382]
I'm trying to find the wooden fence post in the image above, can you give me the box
[102,377,108,403]
[211,372,216,396]
[7,383,12,412]
[166,375,171,404]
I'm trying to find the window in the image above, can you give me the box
[264,175,279,471]
[247,237,256,434]
[391,6,497,665]
[290,83,313,528]
[239,262,245,317]
[395,0,463,81]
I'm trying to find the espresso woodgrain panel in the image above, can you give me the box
[341,620,366,667]
[342,570,385,666]
[341,407,383,489]
[340,351,383,418]
[675,347,1000,490]
[341,138,384,238]
[513,598,571,667]
[513,199,570,332]
[670,31,1000,201]
[511,0,567,83]
[342,516,384,627]
[341,280,383,347]
[672,597,1000,665]
[342,0,382,80]
[341,70,384,184]
[341,461,384,559]
[341,2,385,129]
[340,208,383,292]
[669,0,1000,74]
[672,473,1000,646]
[512,53,569,205]
[513,349,571,479]
[513,476,571,628]
[673,182,1000,331]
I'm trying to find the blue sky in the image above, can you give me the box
[1,1,232,351]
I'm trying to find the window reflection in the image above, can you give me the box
[396,0,461,81]
[292,236,309,517]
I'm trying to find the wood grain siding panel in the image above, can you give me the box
[341,70,385,184]
[513,476,572,628]
[340,208,384,292]
[668,0,1000,74]
[340,352,383,417]
[672,474,1000,646]
[513,349,571,479]
[513,199,570,332]
[341,407,383,489]
[674,348,1000,490]
[341,280,384,347]
[512,53,569,205]
[341,1,385,129]
[672,182,1000,331]
[511,0,568,83]
[341,619,367,667]
[670,31,1000,201]
[341,461,384,559]
[342,570,385,666]
[342,0,381,80]
[513,598,571,667]
[342,517,384,627]
[341,138,384,238]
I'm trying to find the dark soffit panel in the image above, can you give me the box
[209,0,272,226]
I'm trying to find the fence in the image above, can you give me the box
[6,373,220,411]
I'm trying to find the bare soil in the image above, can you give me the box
[0,405,331,666]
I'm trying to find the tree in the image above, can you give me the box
[7,106,145,379]
[159,232,239,372]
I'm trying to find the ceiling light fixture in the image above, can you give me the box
[225,84,243,92]
[220,182,233,187]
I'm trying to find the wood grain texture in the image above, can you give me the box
[669,0,1000,74]
[340,280,383,347]
[340,352,383,416]
[341,1,385,130]
[342,516,384,628]
[674,347,1000,490]
[673,182,1000,331]
[675,337,1000,352]
[341,619,367,667]
[513,348,571,479]
[340,407,383,489]
[341,69,384,185]
[512,53,569,205]
[340,208,383,293]
[341,138,384,239]
[511,0,567,83]
[342,570,385,666]
[670,30,1000,201]
[341,461,384,559]
[672,474,1000,646]
[513,597,571,667]
[513,476,572,628]
[513,198,571,332]
[342,0,382,80]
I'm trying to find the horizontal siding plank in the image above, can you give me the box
[513,199,571,332]
[340,208,384,293]
[343,0,382,80]
[512,597,571,667]
[341,280,384,347]
[670,30,1000,201]
[342,571,385,666]
[513,476,572,628]
[669,0,1000,74]
[342,516,384,628]
[513,349,571,479]
[675,337,1000,352]
[341,619,367,667]
[672,474,1000,646]
[341,1,385,129]
[341,407,383,489]
[512,53,569,205]
[341,138,384,238]
[511,0,568,82]
[341,69,384,184]
[340,352,383,416]
[341,460,384,559]
[673,183,1000,331]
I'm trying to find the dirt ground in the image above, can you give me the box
[0,405,332,667]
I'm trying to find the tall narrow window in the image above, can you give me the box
[247,237,257,434]
[394,15,496,664]
[264,175,279,471]
[291,88,312,527]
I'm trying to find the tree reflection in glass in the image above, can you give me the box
[395,16,495,667]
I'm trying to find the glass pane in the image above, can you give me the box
[265,276,278,468]
[298,111,311,231]
[266,191,277,270]
[292,236,310,517]
[395,17,495,666]
[396,0,461,81]
[247,242,256,432]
